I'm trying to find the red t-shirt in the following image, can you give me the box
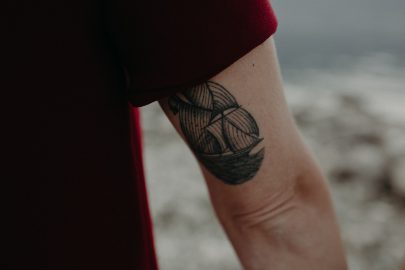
[5,1,277,269]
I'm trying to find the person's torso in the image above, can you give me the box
[3,1,157,269]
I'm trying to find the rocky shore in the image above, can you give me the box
[141,63,405,270]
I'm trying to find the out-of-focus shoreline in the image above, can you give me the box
[142,57,405,270]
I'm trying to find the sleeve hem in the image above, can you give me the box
[129,29,277,107]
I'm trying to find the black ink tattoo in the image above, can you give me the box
[169,81,264,185]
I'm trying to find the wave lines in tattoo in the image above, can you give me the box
[169,81,264,185]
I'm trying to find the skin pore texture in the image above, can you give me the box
[159,38,348,269]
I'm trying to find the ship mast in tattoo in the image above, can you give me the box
[169,81,264,185]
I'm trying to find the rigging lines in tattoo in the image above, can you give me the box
[169,81,264,185]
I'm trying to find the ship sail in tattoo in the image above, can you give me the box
[169,81,264,185]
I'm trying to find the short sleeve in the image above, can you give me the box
[104,0,278,107]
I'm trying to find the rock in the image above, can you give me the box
[390,156,405,198]
[331,144,387,185]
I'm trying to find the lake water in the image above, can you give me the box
[271,0,405,70]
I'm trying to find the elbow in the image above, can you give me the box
[223,162,329,233]
[227,177,298,232]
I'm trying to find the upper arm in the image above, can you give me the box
[158,37,314,213]
[159,37,347,270]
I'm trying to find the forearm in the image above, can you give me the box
[160,37,346,269]
[212,154,346,270]
[202,118,345,270]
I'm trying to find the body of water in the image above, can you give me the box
[271,0,405,70]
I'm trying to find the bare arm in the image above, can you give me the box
[159,38,347,270]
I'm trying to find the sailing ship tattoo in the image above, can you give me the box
[169,81,264,185]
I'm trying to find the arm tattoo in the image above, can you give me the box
[169,81,264,185]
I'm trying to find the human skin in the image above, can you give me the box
[159,37,347,269]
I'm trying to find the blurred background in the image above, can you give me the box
[141,0,405,269]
